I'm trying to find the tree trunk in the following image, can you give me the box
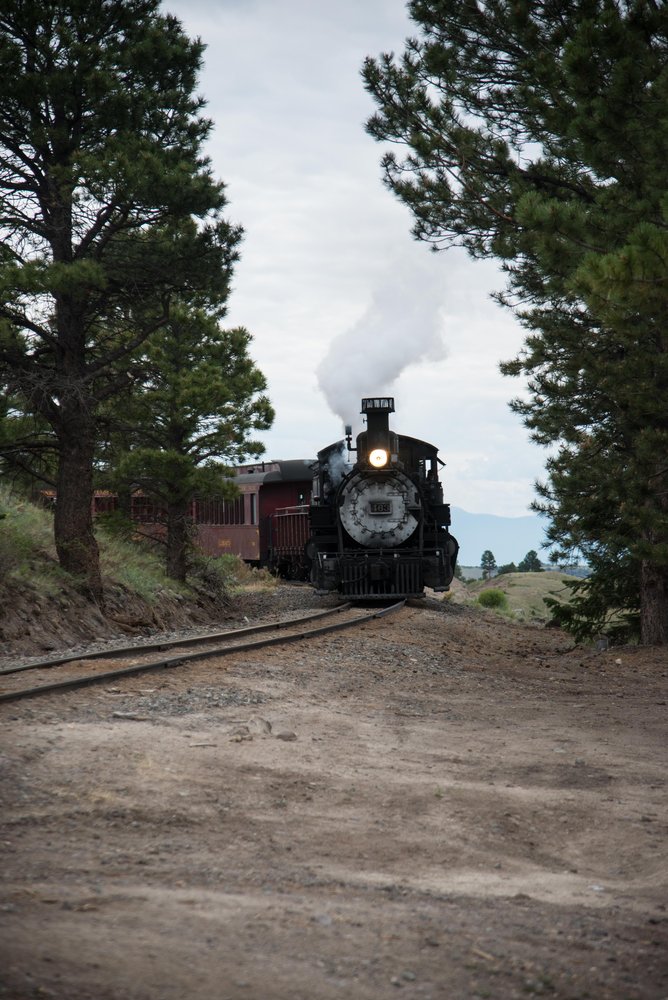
[166,500,190,582]
[54,415,103,603]
[640,559,668,645]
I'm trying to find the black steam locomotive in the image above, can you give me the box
[308,397,459,599]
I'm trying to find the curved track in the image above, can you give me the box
[0,601,405,704]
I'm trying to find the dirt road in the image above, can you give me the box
[1,593,666,999]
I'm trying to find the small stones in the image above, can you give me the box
[248,716,272,735]
[229,726,253,743]
[390,970,417,987]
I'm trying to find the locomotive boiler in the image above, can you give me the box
[308,397,459,598]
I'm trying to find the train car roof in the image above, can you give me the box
[234,459,314,485]
[396,433,441,456]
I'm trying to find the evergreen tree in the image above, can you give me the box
[496,562,518,577]
[545,543,639,643]
[518,550,543,573]
[0,390,57,493]
[0,0,240,599]
[102,308,274,582]
[480,549,496,580]
[363,2,668,643]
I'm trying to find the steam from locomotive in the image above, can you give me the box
[308,397,459,599]
[316,258,447,428]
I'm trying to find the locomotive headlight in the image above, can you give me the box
[369,448,389,468]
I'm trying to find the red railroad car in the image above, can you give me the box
[61,459,316,575]
[267,504,311,579]
[195,459,313,566]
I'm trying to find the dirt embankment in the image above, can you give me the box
[1,589,667,1000]
[0,574,238,660]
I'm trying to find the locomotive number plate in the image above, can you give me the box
[369,501,391,514]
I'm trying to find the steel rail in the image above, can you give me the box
[0,604,352,677]
[0,600,405,704]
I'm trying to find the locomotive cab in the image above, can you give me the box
[308,397,459,599]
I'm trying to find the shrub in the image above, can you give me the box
[191,554,276,596]
[188,555,232,601]
[477,588,508,609]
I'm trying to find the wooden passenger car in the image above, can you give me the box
[72,459,314,571]
[196,460,313,565]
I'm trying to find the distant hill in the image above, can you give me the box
[450,506,550,567]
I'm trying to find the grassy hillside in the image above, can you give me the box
[1,487,185,602]
[0,487,274,655]
[451,571,578,622]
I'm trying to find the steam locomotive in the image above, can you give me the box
[308,397,459,599]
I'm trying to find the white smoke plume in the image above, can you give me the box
[316,256,447,430]
[325,441,353,487]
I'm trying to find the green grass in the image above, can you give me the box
[0,488,56,560]
[0,487,256,604]
[454,570,579,621]
[97,525,189,601]
[0,487,179,601]
[477,588,508,610]
[0,487,68,597]
[213,553,277,592]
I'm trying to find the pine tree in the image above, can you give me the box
[480,550,497,580]
[0,0,240,599]
[363,1,668,643]
[518,550,543,573]
[0,389,57,493]
[102,308,274,582]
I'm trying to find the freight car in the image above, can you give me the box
[307,397,458,599]
[267,503,311,579]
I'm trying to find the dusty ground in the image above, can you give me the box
[0,588,667,1000]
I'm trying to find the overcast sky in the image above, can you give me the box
[163,0,547,518]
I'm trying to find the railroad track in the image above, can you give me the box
[0,601,405,704]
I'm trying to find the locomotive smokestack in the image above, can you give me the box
[359,397,396,469]
[361,396,394,446]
